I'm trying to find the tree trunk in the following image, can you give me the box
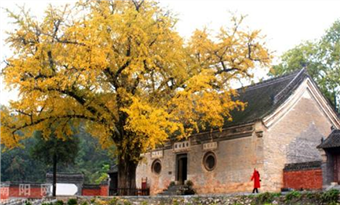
[117,154,138,196]
[52,153,57,197]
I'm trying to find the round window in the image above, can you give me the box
[152,159,162,174]
[203,152,216,171]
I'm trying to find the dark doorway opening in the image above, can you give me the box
[333,154,340,183]
[108,172,118,195]
[176,154,188,185]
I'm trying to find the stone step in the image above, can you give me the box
[158,185,185,195]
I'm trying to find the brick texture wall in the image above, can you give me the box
[283,169,323,190]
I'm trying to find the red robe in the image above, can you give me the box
[251,170,261,188]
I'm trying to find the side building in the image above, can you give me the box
[136,69,340,195]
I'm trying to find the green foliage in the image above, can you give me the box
[65,127,115,183]
[67,198,78,205]
[0,137,46,182]
[305,191,321,200]
[122,200,132,205]
[108,197,118,205]
[1,126,115,183]
[81,203,88,205]
[42,203,53,205]
[271,20,340,107]
[321,189,339,203]
[272,192,281,197]
[31,130,79,166]
[54,200,64,205]
[285,191,302,201]
[95,163,110,184]
[24,202,32,205]
[256,192,274,203]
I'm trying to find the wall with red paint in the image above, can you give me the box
[100,185,108,196]
[82,188,101,196]
[283,169,323,190]
[82,185,108,196]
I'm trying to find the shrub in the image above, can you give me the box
[54,200,64,205]
[108,197,118,205]
[257,192,274,203]
[25,202,32,205]
[169,181,176,187]
[90,198,96,204]
[123,200,132,205]
[185,180,193,187]
[67,198,78,205]
[81,202,88,205]
[321,189,339,203]
[271,192,281,197]
[285,191,301,201]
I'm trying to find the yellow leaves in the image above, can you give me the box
[121,97,182,152]
[1,0,272,164]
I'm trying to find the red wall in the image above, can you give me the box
[0,186,46,199]
[2,184,109,198]
[82,185,108,196]
[100,185,108,196]
[82,188,101,196]
[10,186,46,198]
[283,169,323,190]
[0,187,9,200]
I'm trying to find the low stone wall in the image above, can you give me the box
[55,190,340,205]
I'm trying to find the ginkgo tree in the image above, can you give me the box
[1,0,271,193]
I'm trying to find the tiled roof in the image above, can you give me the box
[317,129,340,149]
[224,68,308,127]
[283,161,322,171]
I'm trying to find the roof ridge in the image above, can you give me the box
[331,129,340,133]
[237,69,305,92]
[273,68,307,104]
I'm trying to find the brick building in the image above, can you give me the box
[136,69,340,195]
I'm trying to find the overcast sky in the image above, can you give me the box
[1,0,340,105]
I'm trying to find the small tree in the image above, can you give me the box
[31,130,79,197]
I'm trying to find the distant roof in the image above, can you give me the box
[46,173,84,183]
[224,69,308,127]
[317,129,340,149]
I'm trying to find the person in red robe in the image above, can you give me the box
[251,169,261,193]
